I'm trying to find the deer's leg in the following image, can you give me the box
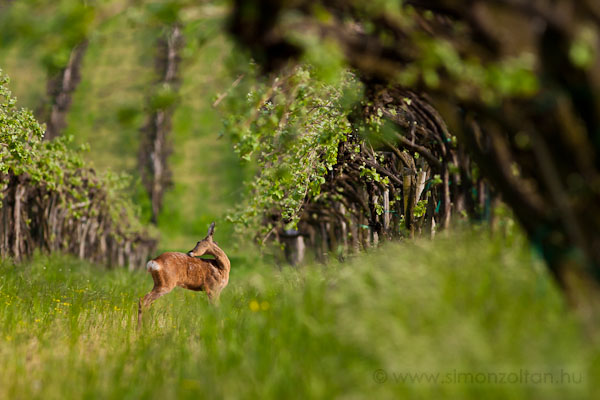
[137,298,143,329]
[206,288,222,305]
[137,287,172,329]
[205,288,213,303]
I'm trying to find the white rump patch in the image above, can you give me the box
[146,260,160,271]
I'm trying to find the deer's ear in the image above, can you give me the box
[206,222,215,238]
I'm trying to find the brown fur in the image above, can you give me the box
[137,222,230,329]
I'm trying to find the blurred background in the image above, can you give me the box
[1,0,245,253]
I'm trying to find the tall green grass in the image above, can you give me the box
[0,231,596,399]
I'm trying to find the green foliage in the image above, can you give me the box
[353,3,540,103]
[413,198,427,218]
[0,70,85,188]
[0,0,96,75]
[569,26,598,69]
[0,231,593,399]
[0,72,45,174]
[0,69,145,235]
[224,66,360,239]
[359,166,390,185]
[149,83,180,111]
[145,1,183,25]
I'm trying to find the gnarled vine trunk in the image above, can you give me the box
[288,87,489,261]
[139,25,184,223]
[40,40,88,141]
[0,172,156,269]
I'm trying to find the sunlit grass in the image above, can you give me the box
[0,231,595,399]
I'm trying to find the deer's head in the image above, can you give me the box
[187,222,216,257]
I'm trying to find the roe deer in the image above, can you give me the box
[137,222,231,329]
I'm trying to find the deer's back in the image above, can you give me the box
[147,252,227,292]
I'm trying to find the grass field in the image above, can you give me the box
[0,230,595,399]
